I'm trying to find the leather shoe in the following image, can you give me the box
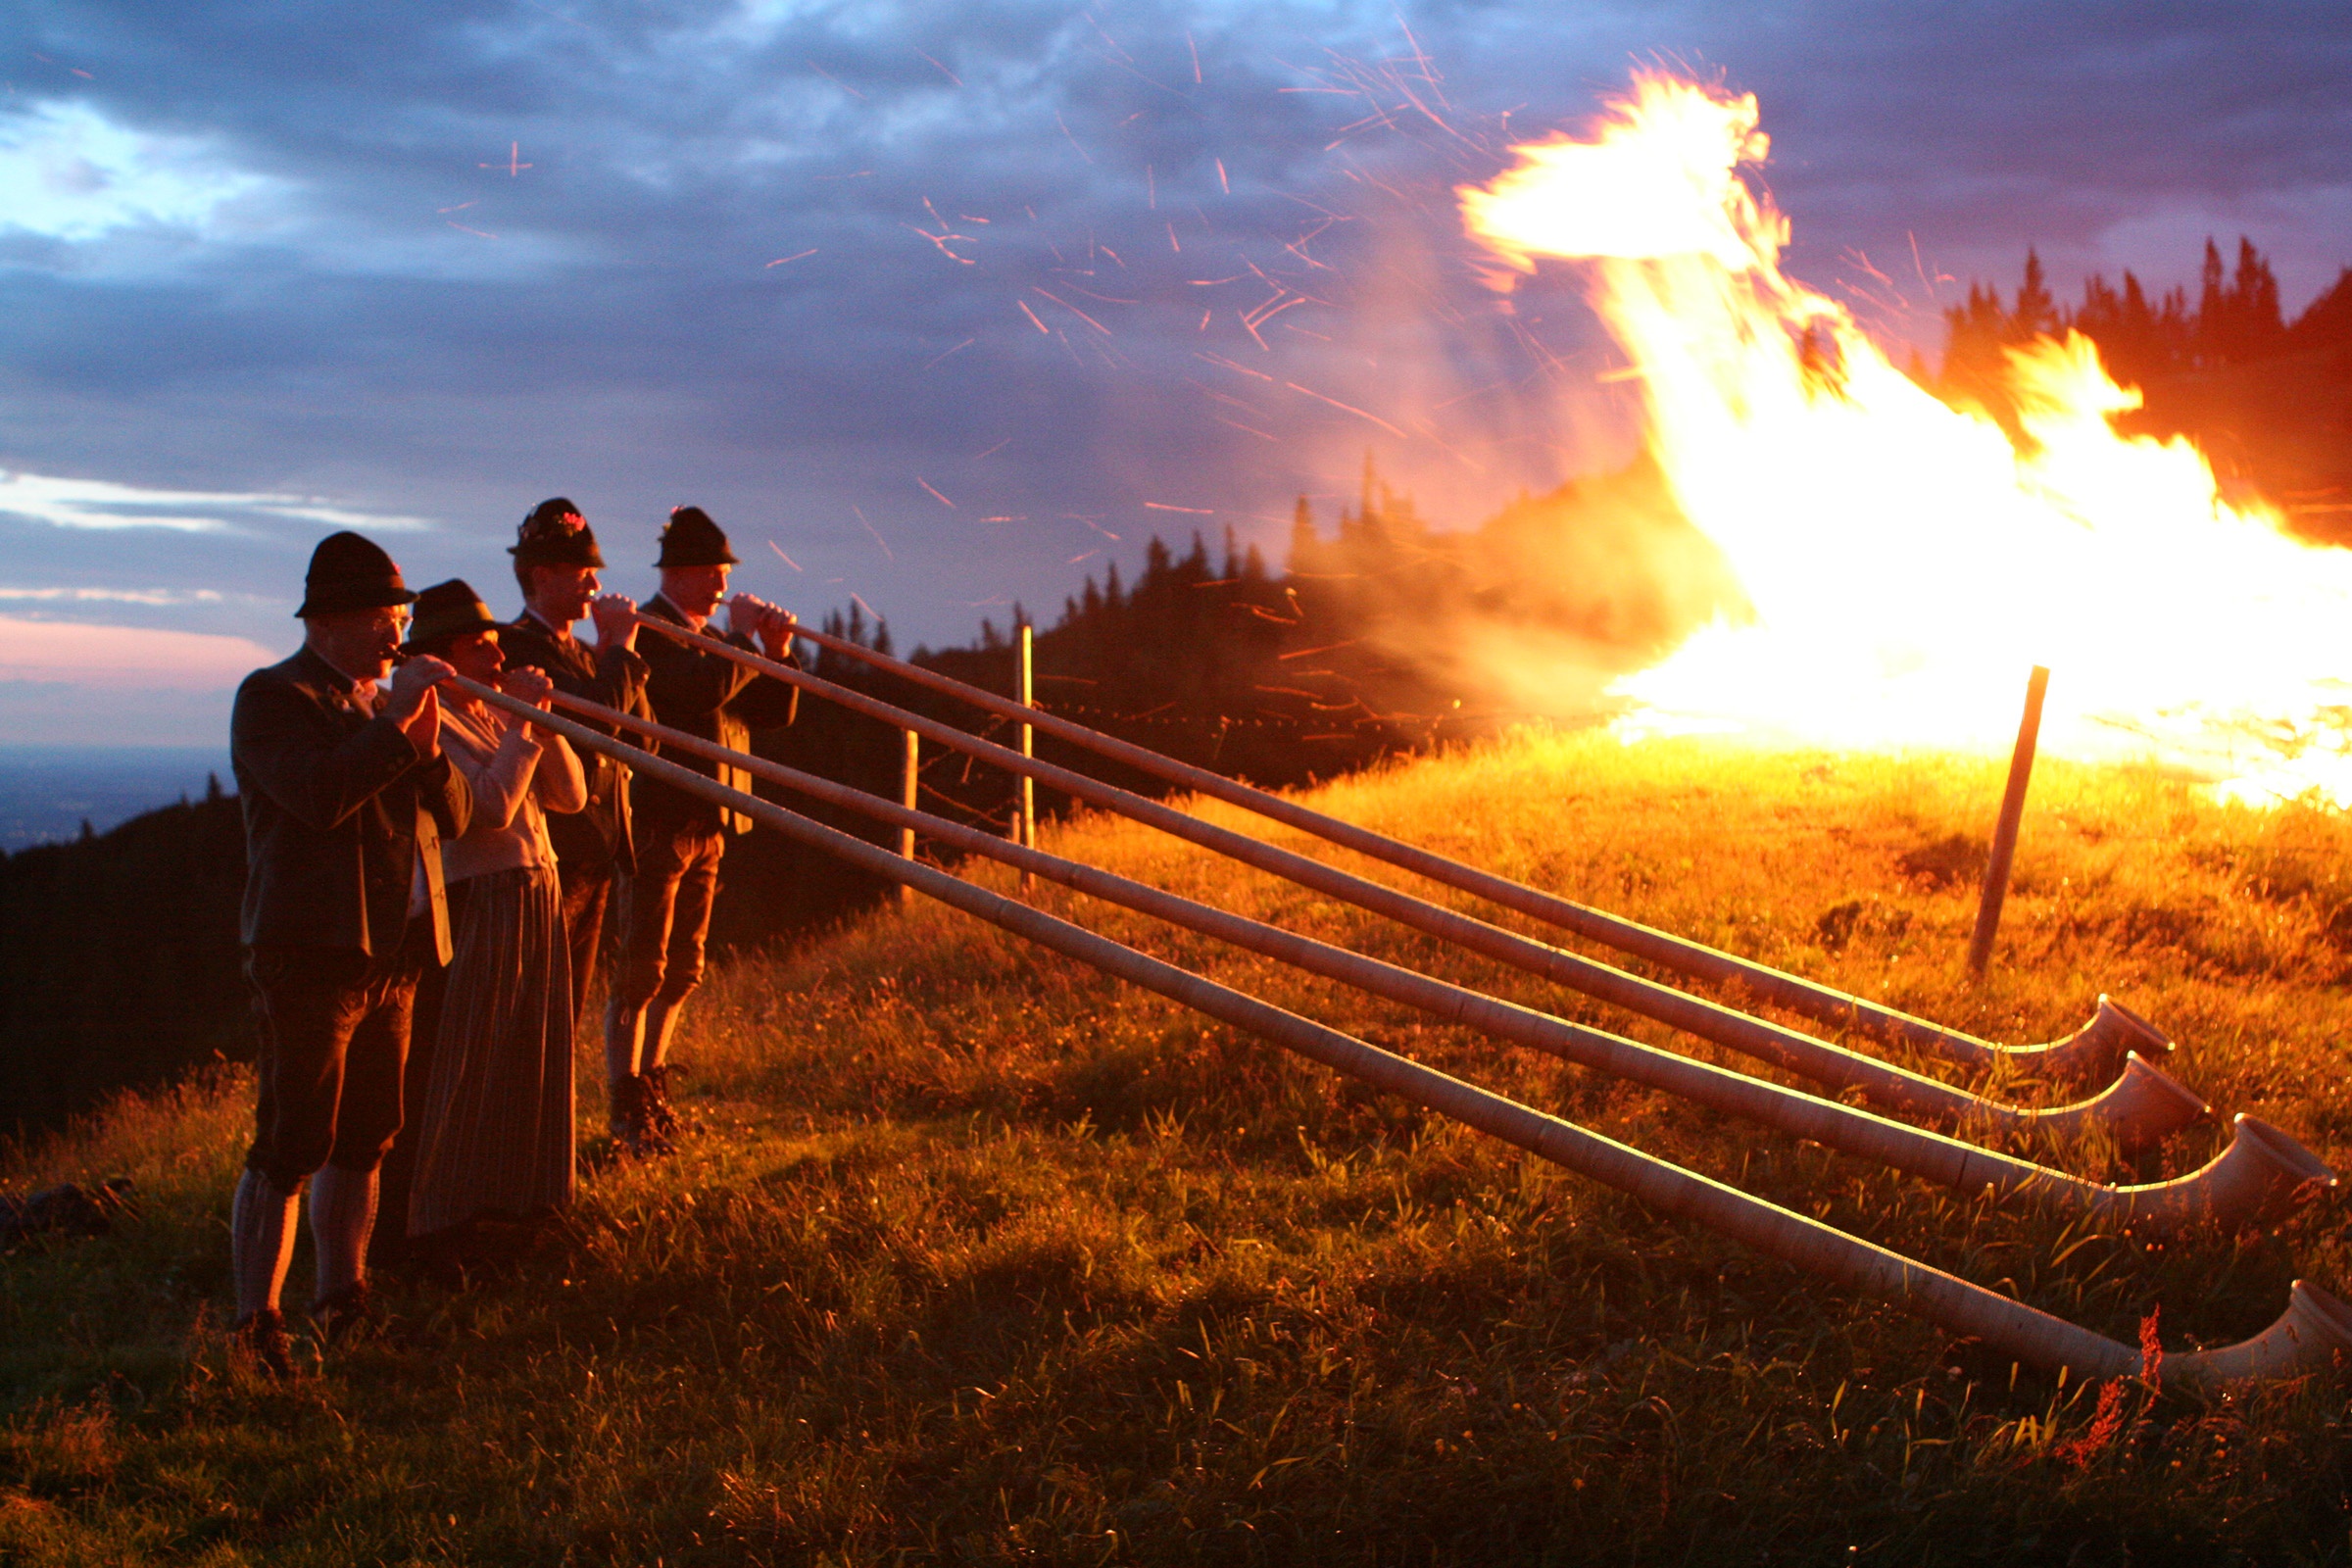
[234,1307,295,1379]
[312,1279,378,1346]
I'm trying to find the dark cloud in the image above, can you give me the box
[2,0,2349,740]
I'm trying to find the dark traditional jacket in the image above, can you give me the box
[632,594,800,833]
[499,610,650,872]
[231,646,472,958]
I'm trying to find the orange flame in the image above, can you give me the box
[1460,73,2352,802]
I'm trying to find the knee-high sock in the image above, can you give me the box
[309,1164,379,1300]
[604,995,645,1085]
[230,1170,300,1322]
[641,996,686,1072]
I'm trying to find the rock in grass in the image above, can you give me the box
[0,1177,136,1251]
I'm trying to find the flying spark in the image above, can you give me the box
[807,59,864,98]
[907,224,976,265]
[852,506,895,561]
[1195,351,1271,382]
[1285,381,1407,438]
[1031,287,1111,335]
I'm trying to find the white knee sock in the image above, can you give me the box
[308,1165,379,1300]
[642,997,685,1071]
[230,1170,299,1322]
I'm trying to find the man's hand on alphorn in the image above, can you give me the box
[723,593,769,641]
[757,604,797,660]
[590,593,639,653]
[498,665,558,710]
[725,594,798,659]
[388,655,455,757]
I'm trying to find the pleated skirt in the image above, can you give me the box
[407,863,575,1239]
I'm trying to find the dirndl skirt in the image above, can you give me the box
[407,862,574,1239]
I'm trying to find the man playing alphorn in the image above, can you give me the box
[228,531,469,1372]
[496,498,651,1028]
[604,506,799,1152]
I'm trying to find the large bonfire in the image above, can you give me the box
[1459,74,2352,802]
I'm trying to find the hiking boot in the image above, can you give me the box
[234,1307,295,1379]
[640,1063,685,1142]
[607,1072,643,1142]
[607,1074,672,1157]
[312,1279,378,1346]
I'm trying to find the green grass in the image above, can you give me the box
[6,731,2352,1565]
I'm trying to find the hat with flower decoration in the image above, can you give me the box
[510,496,607,568]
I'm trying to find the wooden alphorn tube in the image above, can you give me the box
[550,687,2336,1238]
[775,617,2166,1082]
[459,677,2352,1387]
[619,617,2207,1154]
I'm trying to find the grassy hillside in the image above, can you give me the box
[5,731,2350,1564]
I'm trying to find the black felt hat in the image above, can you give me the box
[655,505,739,567]
[403,579,503,653]
[510,496,607,569]
[295,530,416,618]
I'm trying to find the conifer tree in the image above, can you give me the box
[2197,238,2228,361]
[2227,237,2283,360]
[1287,496,1319,577]
[2012,249,2055,339]
[2289,268,2352,349]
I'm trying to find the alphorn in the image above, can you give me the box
[552,687,2337,1238]
[778,616,2165,1081]
[623,617,2206,1153]
[460,677,2352,1386]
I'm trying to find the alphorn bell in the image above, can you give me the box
[458,676,2352,1387]
[624,615,2208,1154]
[548,686,2337,1239]
[778,617,2169,1081]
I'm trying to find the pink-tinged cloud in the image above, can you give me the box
[0,614,279,690]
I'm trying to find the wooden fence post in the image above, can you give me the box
[1968,665,2051,976]
[900,728,918,904]
[1017,622,1036,888]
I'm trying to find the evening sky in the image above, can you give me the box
[4,1,2348,741]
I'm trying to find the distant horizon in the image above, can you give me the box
[0,741,232,753]
[0,742,232,853]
